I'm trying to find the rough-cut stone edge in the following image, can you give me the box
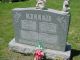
[9,38,71,60]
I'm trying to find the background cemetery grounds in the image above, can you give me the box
[0,0,80,60]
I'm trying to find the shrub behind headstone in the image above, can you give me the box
[0,0,28,3]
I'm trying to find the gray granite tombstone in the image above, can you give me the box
[9,8,71,60]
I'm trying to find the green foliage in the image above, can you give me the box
[0,0,28,3]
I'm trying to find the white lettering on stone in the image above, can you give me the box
[19,39,35,46]
[26,13,51,21]
[14,12,21,22]
[42,15,51,21]
[39,33,58,44]
[42,15,46,21]
[37,14,42,20]
[34,14,38,20]
[30,14,34,19]
[21,20,36,31]
[39,22,57,33]
[26,13,33,19]
[20,30,38,41]
[48,16,51,21]
[26,13,30,19]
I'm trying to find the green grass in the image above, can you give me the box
[0,0,80,60]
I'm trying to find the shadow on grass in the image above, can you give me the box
[70,49,80,60]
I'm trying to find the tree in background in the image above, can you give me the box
[0,0,28,3]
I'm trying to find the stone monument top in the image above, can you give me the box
[36,0,46,9]
[9,0,71,60]
[63,0,70,12]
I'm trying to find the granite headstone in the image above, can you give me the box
[12,8,69,51]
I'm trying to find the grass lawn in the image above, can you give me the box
[0,0,80,60]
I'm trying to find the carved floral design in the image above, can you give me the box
[14,12,21,23]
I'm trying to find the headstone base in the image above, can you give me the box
[9,38,71,60]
